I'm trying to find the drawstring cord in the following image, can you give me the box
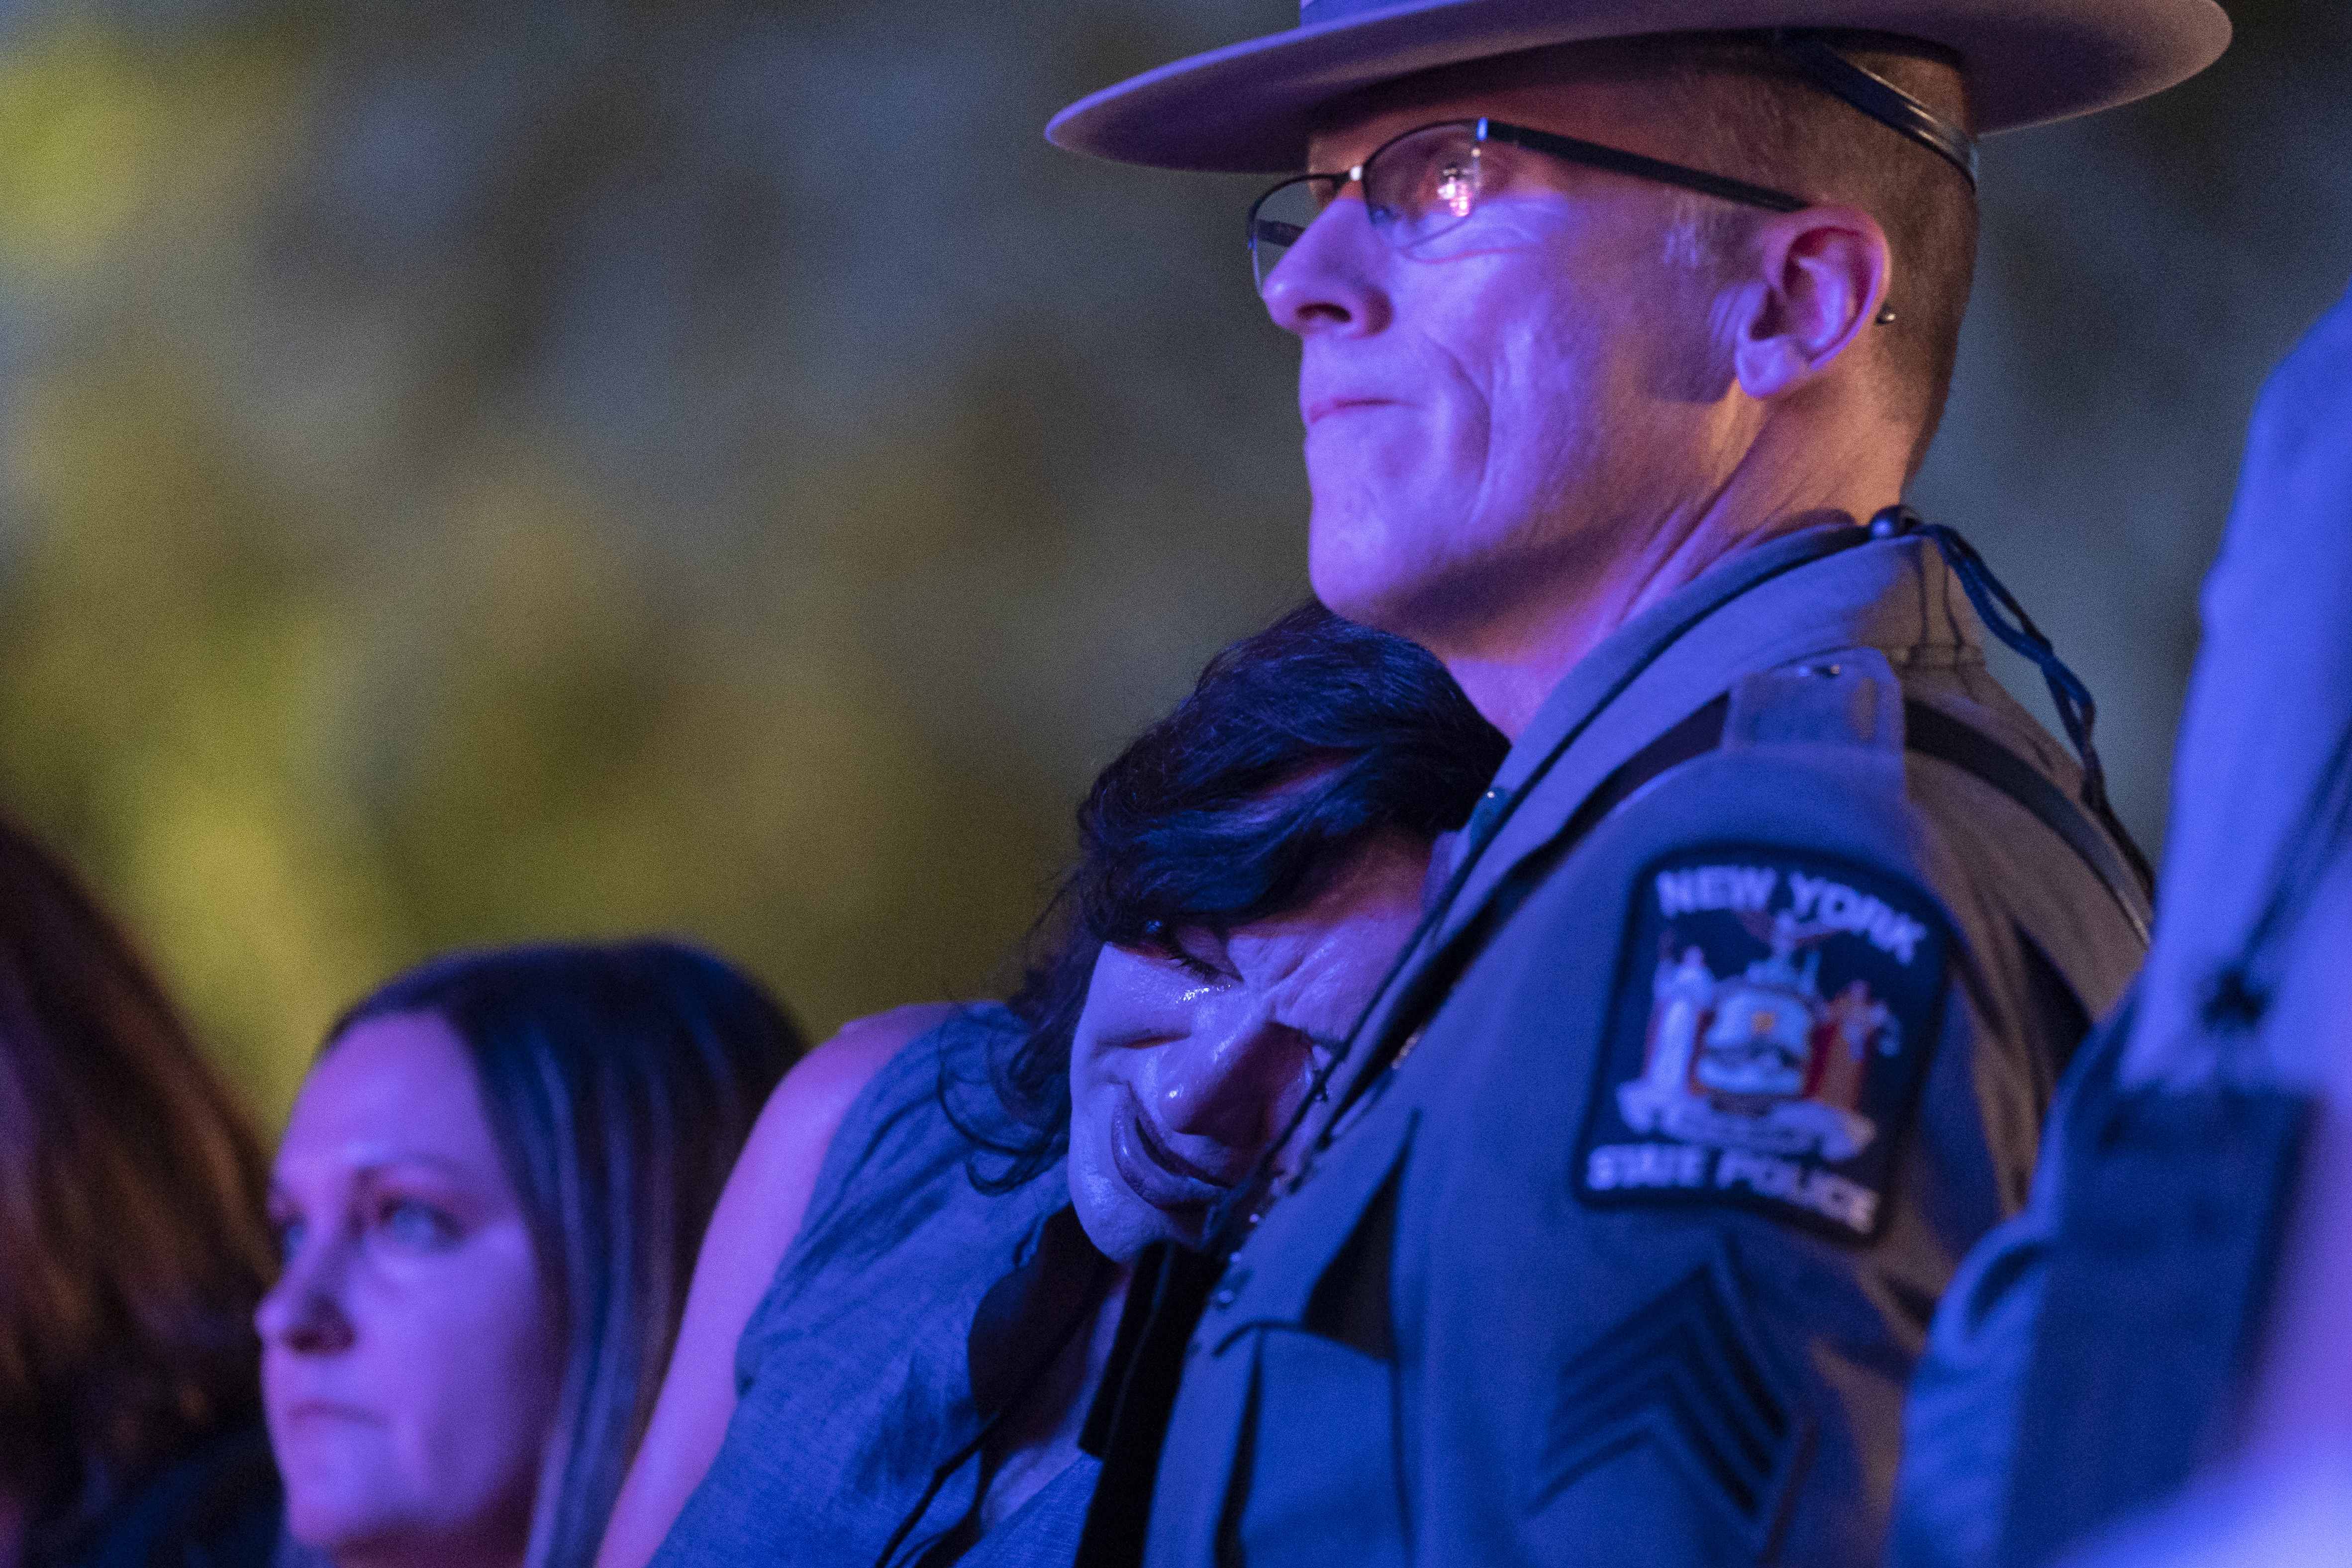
[1873,505,2156,898]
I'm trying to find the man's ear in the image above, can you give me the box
[1727,205,1890,401]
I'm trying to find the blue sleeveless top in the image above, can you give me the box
[649,1005,1097,1568]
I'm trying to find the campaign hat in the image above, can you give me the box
[1046,0,2230,172]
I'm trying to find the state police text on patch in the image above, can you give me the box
[1573,845,1952,1241]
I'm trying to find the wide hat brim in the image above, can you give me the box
[1047,0,2230,172]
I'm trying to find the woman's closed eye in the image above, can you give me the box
[1157,924,1238,983]
[1171,949,1228,983]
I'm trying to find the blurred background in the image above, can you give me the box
[0,0,2337,1126]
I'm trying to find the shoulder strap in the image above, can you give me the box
[1902,701,2154,947]
[1595,691,2156,945]
[1593,692,2153,943]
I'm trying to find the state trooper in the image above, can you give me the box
[1045,2,2227,1565]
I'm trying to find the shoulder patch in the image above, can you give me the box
[1573,845,1952,1242]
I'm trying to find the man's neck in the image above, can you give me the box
[1435,496,1875,740]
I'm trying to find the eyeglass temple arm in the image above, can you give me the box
[1474,119,1808,215]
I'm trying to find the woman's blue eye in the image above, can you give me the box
[378,1199,458,1249]
[273,1218,306,1263]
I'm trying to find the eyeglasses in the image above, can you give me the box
[1245,117,1808,293]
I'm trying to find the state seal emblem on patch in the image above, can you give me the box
[1574,846,1951,1241]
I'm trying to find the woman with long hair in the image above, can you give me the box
[259,941,801,1568]
[599,603,1507,1568]
[0,813,278,1568]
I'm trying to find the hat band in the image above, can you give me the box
[1772,31,1979,189]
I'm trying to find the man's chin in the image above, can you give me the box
[1306,493,1484,623]
[1307,539,1417,637]
[1314,531,1558,669]
[1309,553,1461,650]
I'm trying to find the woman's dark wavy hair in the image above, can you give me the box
[330,941,801,1568]
[959,602,1506,1190]
[0,813,273,1554]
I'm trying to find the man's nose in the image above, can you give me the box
[255,1233,357,1356]
[1154,1010,1311,1151]
[1261,193,1392,339]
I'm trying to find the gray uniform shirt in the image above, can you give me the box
[1141,525,2149,1568]
[652,1005,1097,1568]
